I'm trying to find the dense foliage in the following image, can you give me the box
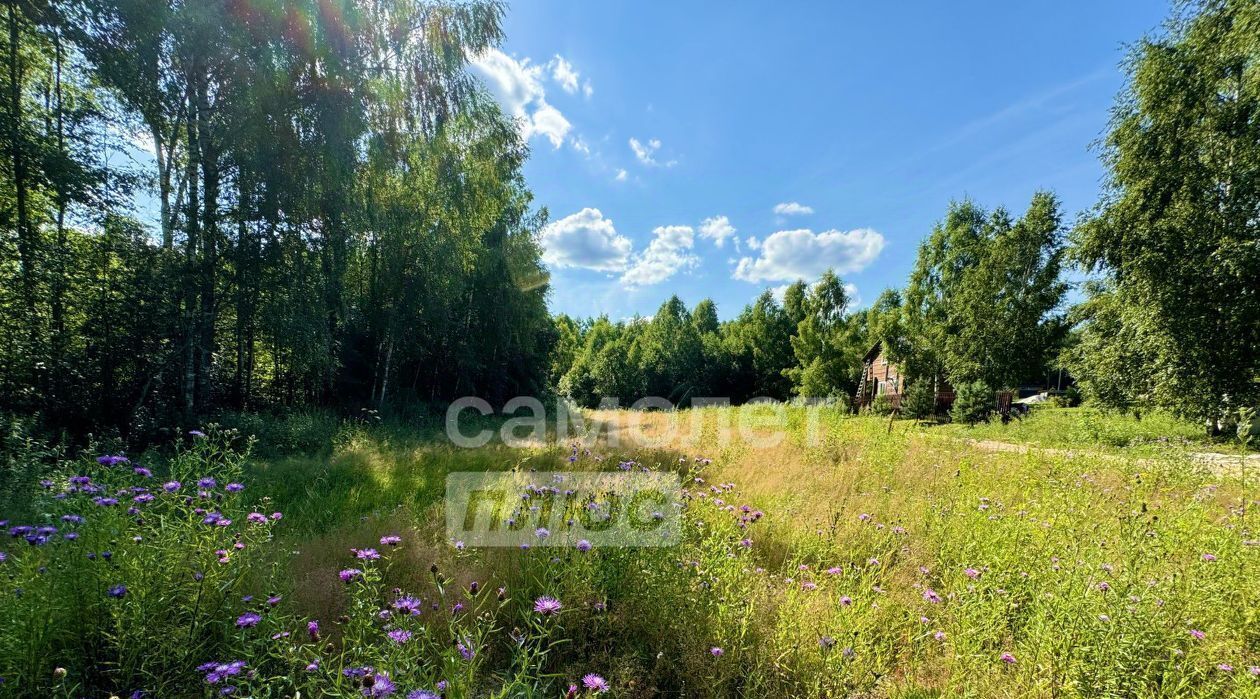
[1068,0,1260,426]
[0,0,553,440]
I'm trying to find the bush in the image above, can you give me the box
[868,393,895,416]
[950,381,993,425]
[901,381,936,420]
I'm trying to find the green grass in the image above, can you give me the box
[0,408,1256,697]
[922,406,1253,457]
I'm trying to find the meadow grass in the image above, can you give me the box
[0,408,1256,697]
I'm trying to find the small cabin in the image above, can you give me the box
[855,340,954,411]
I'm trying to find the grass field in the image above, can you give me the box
[0,406,1257,697]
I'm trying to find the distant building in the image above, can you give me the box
[855,340,954,411]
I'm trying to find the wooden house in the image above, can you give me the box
[855,340,954,411]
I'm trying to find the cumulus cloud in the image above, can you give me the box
[698,215,736,247]
[614,168,628,182]
[471,49,571,148]
[733,228,885,282]
[620,225,698,287]
[629,137,675,167]
[541,208,632,272]
[773,201,814,216]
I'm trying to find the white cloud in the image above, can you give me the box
[773,201,814,216]
[614,169,628,182]
[698,215,736,247]
[471,49,571,149]
[733,228,885,283]
[582,80,594,98]
[550,55,580,94]
[541,208,632,272]
[571,137,590,156]
[629,137,675,167]
[620,225,698,287]
[745,236,761,250]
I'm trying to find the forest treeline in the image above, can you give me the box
[0,0,1256,441]
[0,0,553,438]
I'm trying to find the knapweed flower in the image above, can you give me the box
[199,660,245,684]
[535,527,550,539]
[533,596,563,615]
[339,569,363,583]
[407,692,439,699]
[97,455,130,467]
[247,513,268,525]
[1189,629,1206,640]
[1000,652,1017,664]
[934,630,947,641]
[267,595,282,606]
[819,636,836,650]
[457,640,475,660]
[94,497,119,507]
[923,588,942,603]
[134,467,152,478]
[393,595,422,614]
[364,672,396,697]
[581,674,609,693]
[839,595,853,606]
[133,493,155,504]
[107,584,128,598]
[453,540,465,551]
[576,539,592,552]
[710,647,724,657]
[386,629,412,644]
[1097,581,1111,592]
[964,568,981,579]
[197,478,217,489]
[163,481,181,492]
[1201,553,1217,562]
[353,548,380,560]
[225,483,244,493]
[307,620,320,640]
[380,535,402,546]
[0,552,6,564]
[739,538,752,549]
[236,612,261,628]
[1218,664,1233,672]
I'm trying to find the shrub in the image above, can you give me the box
[950,380,993,425]
[868,393,895,416]
[900,381,936,420]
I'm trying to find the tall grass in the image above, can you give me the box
[0,409,1255,697]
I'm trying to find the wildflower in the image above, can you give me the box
[225,483,244,493]
[534,596,562,615]
[305,660,320,672]
[94,497,119,507]
[581,674,609,693]
[1201,553,1217,562]
[1190,629,1206,640]
[363,672,397,697]
[826,566,842,575]
[1097,581,1111,592]
[201,661,246,684]
[801,581,817,591]
[0,552,6,563]
[739,538,752,549]
[98,455,130,466]
[269,512,282,520]
[272,632,290,640]
[819,636,836,650]
[247,513,267,525]
[454,540,465,551]
[933,631,947,641]
[134,467,153,478]
[163,481,181,492]
[923,588,942,603]
[307,620,320,640]
[576,539,592,552]
[267,595,282,606]
[133,493,154,504]
[840,595,852,606]
[1249,666,1260,676]
[710,647,724,657]
[108,584,128,598]
[198,478,217,489]
[353,548,380,560]
[387,629,412,644]
[236,612,261,628]
[380,535,402,546]
[189,430,207,437]
[964,568,980,579]
[1000,652,1017,664]
[1218,664,1234,672]
[457,640,475,660]
[407,692,439,699]
[64,532,78,541]
[339,569,363,583]
[535,527,550,539]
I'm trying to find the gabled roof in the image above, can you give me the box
[863,340,884,363]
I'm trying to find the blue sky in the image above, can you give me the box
[474,1,1171,320]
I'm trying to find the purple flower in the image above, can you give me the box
[133,494,155,504]
[533,596,562,616]
[134,467,153,478]
[1189,629,1206,640]
[61,514,83,524]
[267,595,282,606]
[163,481,181,492]
[0,552,6,563]
[964,568,980,579]
[353,548,380,560]
[576,539,592,552]
[710,647,724,657]
[201,660,245,684]
[363,672,396,697]
[225,483,244,493]
[307,620,320,640]
[1097,581,1111,592]
[581,674,609,693]
[98,455,130,467]
[380,535,402,546]
[1201,553,1217,562]
[339,569,363,583]
[393,595,422,615]
[189,430,206,438]
[197,478,217,489]
[236,612,261,628]
[535,527,550,539]
[1000,652,1017,665]
[94,497,119,507]
[247,513,267,525]
[457,640,475,660]
[923,588,942,603]
[407,692,439,699]
[386,629,412,644]
[1218,663,1233,672]
[107,584,127,598]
